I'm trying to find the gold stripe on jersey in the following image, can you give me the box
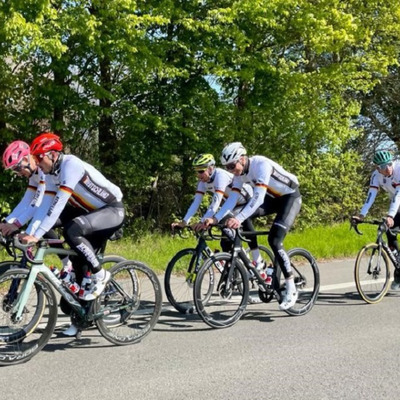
[266,185,283,197]
[215,189,225,195]
[70,192,96,212]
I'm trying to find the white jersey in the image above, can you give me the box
[215,155,299,223]
[33,154,123,239]
[360,161,400,217]
[183,167,253,224]
[5,169,58,235]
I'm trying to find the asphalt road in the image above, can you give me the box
[2,258,400,400]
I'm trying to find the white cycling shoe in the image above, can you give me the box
[62,324,78,337]
[279,289,298,311]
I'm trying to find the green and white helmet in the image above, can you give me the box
[192,153,215,170]
[373,150,393,166]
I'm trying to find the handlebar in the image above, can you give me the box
[350,217,400,236]
[0,232,21,259]
[171,225,214,241]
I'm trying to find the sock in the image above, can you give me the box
[251,248,261,262]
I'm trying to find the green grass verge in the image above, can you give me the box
[0,222,379,273]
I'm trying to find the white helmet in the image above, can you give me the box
[220,142,247,165]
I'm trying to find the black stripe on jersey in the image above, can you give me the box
[271,167,298,189]
[78,173,117,204]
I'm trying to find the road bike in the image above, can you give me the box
[352,218,400,304]
[164,226,274,314]
[0,236,162,365]
[193,227,320,328]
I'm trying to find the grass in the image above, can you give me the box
[105,221,379,272]
[0,222,379,273]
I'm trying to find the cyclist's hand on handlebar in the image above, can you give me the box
[386,216,395,228]
[171,221,186,230]
[226,217,241,229]
[191,222,206,232]
[351,215,364,224]
[18,233,39,245]
[203,217,217,228]
[0,222,19,237]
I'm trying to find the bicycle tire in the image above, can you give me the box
[0,269,58,365]
[95,260,162,345]
[194,252,249,329]
[164,248,214,314]
[354,243,390,304]
[282,248,320,316]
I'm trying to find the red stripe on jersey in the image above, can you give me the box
[195,190,205,195]
[215,190,225,195]
[60,185,73,194]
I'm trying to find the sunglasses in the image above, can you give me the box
[378,162,392,170]
[11,158,28,173]
[195,169,206,174]
[225,162,237,171]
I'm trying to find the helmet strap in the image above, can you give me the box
[50,152,63,175]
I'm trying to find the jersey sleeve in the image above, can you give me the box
[5,174,44,227]
[235,185,267,223]
[33,158,85,238]
[388,170,400,217]
[182,181,206,224]
[360,172,379,217]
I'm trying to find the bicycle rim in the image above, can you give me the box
[354,243,390,304]
[194,253,248,329]
[95,260,162,345]
[0,269,58,365]
[283,248,320,316]
[164,248,200,314]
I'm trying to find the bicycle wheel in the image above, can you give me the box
[282,248,320,316]
[194,252,249,329]
[95,260,162,345]
[0,261,27,275]
[0,269,58,365]
[164,248,212,314]
[354,243,390,304]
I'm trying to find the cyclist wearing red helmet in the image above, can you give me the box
[21,132,125,305]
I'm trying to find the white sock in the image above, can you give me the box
[285,277,296,293]
[94,269,105,280]
[61,257,72,269]
[251,248,261,262]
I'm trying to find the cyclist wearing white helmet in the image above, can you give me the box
[171,153,267,269]
[204,142,302,311]
[352,149,400,290]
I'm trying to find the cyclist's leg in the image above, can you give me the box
[389,212,400,290]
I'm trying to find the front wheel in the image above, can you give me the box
[282,248,320,316]
[0,269,58,365]
[354,243,390,304]
[194,252,249,329]
[95,260,162,345]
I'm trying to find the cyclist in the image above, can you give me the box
[352,149,400,290]
[19,133,125,307]
[203,142,302,310]
[1,140,68,258]
[171,154,265,267]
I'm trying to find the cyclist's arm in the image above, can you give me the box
[213,190,240,222]
[25,191,57,235]
[182,184,205,225]
[388,185,400,218]
[201,190,225,221]
[5,175,44,227]
[235,185,267,223]
[33,160,84,239]
[359,187,378,217]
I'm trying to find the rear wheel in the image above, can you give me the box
[354,243,390,304]
[282,248,320,316]
[95,260,162,345]
[0,269,58,365]
[194,252,249,329]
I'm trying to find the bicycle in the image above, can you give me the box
[193,227,320,329]
[0,236,162,365]
[352,218,400,304]
[164,226,274,314]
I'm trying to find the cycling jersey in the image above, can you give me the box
[33,154,123,239]
[183,167,253,224]
[360,161,400,218]
[215,156,299,223]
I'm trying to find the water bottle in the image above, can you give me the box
[50,266,60,278]
[78,272,92,299]
[265,266,274,293]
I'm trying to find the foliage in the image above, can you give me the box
[1,0,400,231]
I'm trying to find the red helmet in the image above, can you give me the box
[2,140,30,169]
[30,132,63,156]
